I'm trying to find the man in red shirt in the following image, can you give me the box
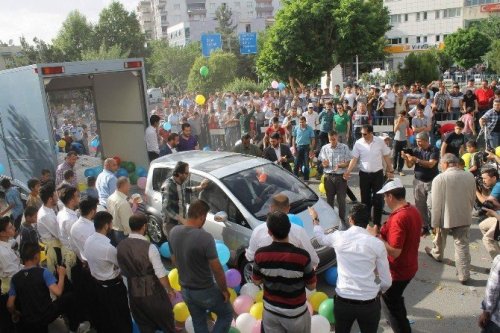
[476,79,495,115]
[263,117,286,148]
[368,178,422,333]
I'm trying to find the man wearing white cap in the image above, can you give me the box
[381,84,396,125]
[368,178,422,333]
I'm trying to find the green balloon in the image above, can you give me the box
[125,162,136,173]
[200,66,209,77]
[318,298,335,324]
[120,161,128,168]
[129,173,138,185]
[228,328,240,333]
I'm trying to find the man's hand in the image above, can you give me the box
[386,172,395,179]
[479,311,491,329]
[308,206,319,222]
[343,171,351,180]
[482,207,499,219]
[322,159,329,167]
[366,224,379,236]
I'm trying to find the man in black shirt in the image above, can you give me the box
[441,121,466,158]
[402,132,440,235]
[18,206,39,254]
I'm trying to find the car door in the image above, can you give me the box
[148,167,172,216]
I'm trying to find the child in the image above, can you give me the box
[26,178,42,209]
[40,169,53,187]
[82,176,98,200]
[459,106,476,141]
[464,140,482,176]
[62,169,75,187]
[18,206,39,253]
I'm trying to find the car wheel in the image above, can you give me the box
[147,214,164,245]
[238,256,253,284]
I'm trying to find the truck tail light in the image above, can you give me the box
[124,61,142,69]
[40,66,65,75]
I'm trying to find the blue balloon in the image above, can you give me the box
[278,82,285,91]
[163,122,172,131]
[93,166,103,175]
[222,264,229,272]
[436,139,442,149]
[0,163,5,174]
[287,214,304,227]
[409,135,416,145]
[84,168,96,178]
[159,242,171,258]
[90,138,100,148]
[324,266,338,286]
[233,284,241,294]
[116,168,129,178]
[203,146,211,152]
[136,166,147,178]
[216,242,230,265]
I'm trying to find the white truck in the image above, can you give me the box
[0,59,150,189]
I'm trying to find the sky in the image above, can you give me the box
[0,0,138,44]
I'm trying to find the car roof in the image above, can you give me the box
[150,151,270,178]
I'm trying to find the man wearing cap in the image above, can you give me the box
[426,153,476,284]
[56,151,78,187]
[381,84,396,125]
[402,132,440,235]
[368,178,422,333]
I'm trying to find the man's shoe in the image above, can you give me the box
[424,246,442,262]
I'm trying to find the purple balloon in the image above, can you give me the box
[170,291,183,305]
[225,268,242,288]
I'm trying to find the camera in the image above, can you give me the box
[483,200,496,210]
[291,120,296,126]
[403,148,413,156]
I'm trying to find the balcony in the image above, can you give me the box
[256,5,273,13]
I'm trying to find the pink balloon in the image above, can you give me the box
[233,295,254,315]
[271,80,279,89]
[225,269,242,288]
[137,177,147,189]
[251,319,262,333]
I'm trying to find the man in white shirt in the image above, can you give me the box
[303,103,320,133]
[246,194,319,268]
[83,211,132,332]
[95,158,118,208]
[107,177,134,246]
[311,203,391,333]
[37,184,62,274]
[57,186,80,280]
[167,107,181,134]
[344,124,393,227]
[381,84,396,124]
[70,197,98,261]
[145,114,161,162]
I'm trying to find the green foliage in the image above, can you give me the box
[428,48,454,73]
[147,40,200,93]
[11,37,64,67]
[223,78,268,94]
[81,44,129,61]
[444,27,491,69]
[52,10,94,61]
[187,50,238,95]
[397,51,440,85]
[484,40,500,74]
[215,3,238,53]
[257,0,390,83]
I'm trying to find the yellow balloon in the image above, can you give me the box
[77,182,87,192]
[496,146,500,158]
[173,302,190,322]
[168,268,181,291]
[309,291,328,312]
[321,174,326,184]
[195,94,206,105]
[461,152,471,169]
[58,140,66,148]
[211,312,217,321]
[228,288,237,303]
[309,167,317,178]
[249,302,264,320]
[318,183,326,194]
[254,290,263,303]
[39,242,46,263]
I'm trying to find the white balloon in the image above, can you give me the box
[240,283,260,300]
[236,313,257,333]
[311,314,330,333]
[184,316,194,333]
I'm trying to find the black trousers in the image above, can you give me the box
[359,170,385,226]
[130,291,175,333]
[393,140,406,172]
[71,258,97,326]
[0,293,15,333]
[347,186,357,202]
[148,151,159,163]
[382,280,412,333]
[325,174,348,229]
[334,295,381,333]
[316,131,329,174]
[93,278,132,332]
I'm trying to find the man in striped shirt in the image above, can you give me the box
[252,211,317,333]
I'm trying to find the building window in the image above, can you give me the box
[423,36,428,43]
[247,1,253,8]
[435,10,440,19]
[390,14,401,24]
[404,14,408,22]
[436,35,440,42]
[443,8,461,18]
[416,36,421,43]
[245,24,251,33]
[405,37,409,43]
[423,11,427,20]
[389,38,402,45]
[416,12,420,21]
[248,11,254,16]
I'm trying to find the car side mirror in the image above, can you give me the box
[214,211,228,222]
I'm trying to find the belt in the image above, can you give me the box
[326,173,343,177]
[94,276,122,287]
[335,294,378,305]
[359,169,383,175]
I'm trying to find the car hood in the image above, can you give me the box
[293,198,340,237]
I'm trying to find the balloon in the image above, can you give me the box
[271,80,278,89]
[318,183,326,194]
[132,319,140,333]
[254,290,263,303]
[137,177,147,190]
[129,173,138,185]
[496,146,500,158]
[200,66,209,77]
[249,302,263,320]
[58,139,66,148]
[216,242,230,265]
[309,167,317,178]
[203,146,211,152]
[321,174,325,184]
[229,328,240,333]
[171,290,183,306]
[168,268,181,291]
[125,162,136,173]
[222,264,229,272]
[287,214,304,227]
[163,122,172,131]
[113,156,121,166]
[311,314,330,333]
[251,320,261,333]
[90,138,100,148]
[409,135,416,145]
[195,94,206,105]
[240,283,260,300]
[84,168,96,178]
[116,168,128,178]
[93,166,104,175]
[136,166,147,178]
[228,288,237,303]
[77,182,87,192]
[235,313,257,333]
[173,302,190,322]
[278,82,285,90]
[225,269,242,288]
[318,298,335,323]
[233,295,254,315]
[436,139,442,149]
[309,291,328,312]
[234,284,241,294]
[159,242,171,258]
[185,316,194,333]
[324,266,338,286]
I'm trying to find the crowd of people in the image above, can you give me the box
[0,77,499,333]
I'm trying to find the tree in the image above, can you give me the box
[11,37,64,66]
[444,27,491,69]
[397,51,440,85]
[187,50,238,95]
[94,1,146,58]
[484,40,500,74]
[428,48,454,73]
[81,44,129,61]
[52,10,94,61]
[214,3,238,53]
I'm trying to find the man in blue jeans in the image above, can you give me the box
[292,116,315,183]
[480,99,500,149]
[169,200,232,333]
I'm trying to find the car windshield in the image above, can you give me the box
[220,163,318,220]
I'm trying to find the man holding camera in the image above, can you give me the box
[402,132,440,235]
[477,168,500,258]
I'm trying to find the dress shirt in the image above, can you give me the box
[273,146,281,163]
[95,169,117,207]
[168,113,181,134]
[128,233,168,279]
[293,125,315,146]
[482,255,500,327]
[145,125,160,154]
[57,207,79,249]
[0,239,21,280]
[303,111,319,130]
[246,222,320,268]
[37,205,59,243]
[107,191,133,235]
[56,162,77,187]
[314,225,392,300]
[352,136,391,173]
[381,91,396,108]
[481,108,500,134]
[319,142,351,175]
[83,233,120,281]
[70,217,95,261]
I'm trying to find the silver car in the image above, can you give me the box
[144,151,339,280]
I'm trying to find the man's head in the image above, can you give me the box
[41,169,51,182]
[455,120,465,134]
[494,99,500,112]
[358,102,367,113]
[482,79,489,89]
[0,216,15,239]
[150,115,161,128]
[377,178,406,210]
[24,206,38,224]
[20,242,41,264]
[307,103,314,112]
[167,133,180,148]
[59,186,80,210]
[186,199,210,228]
[266,211,291,241]
[104,158,118,172]
[116,177,131,195]
[40,184,57,207]
[347,203,370,228]
[0,178,11,190]
[181,123,192,136]
[440,153,460,171]
[326,101,333,110]
[270,194,290,214]
[27,178,41,194]
[468,78,475,86]
[416,103,425,117]
[466,140,478,153]
[129,213,148,235]
[361,124,374,141]
[452,84,460,93]
[416,132,430,149]
[385,84,392,91]
[270,132,281,148]
[299,116,307,128]
[481,168,499,189]
[173,161,190,184]
[328,130,339,146]
[63,169,75,183]
[94,211,113,234]
[79,196,98,219]
[241,134,251,147]
[65,151,78,167]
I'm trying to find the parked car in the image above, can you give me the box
[144,151,339,280]
[147,88,163,104]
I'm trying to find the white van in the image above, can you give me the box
[147,88,163,104]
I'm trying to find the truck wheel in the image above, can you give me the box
[147,214,164,245]
[238,256,253,284]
